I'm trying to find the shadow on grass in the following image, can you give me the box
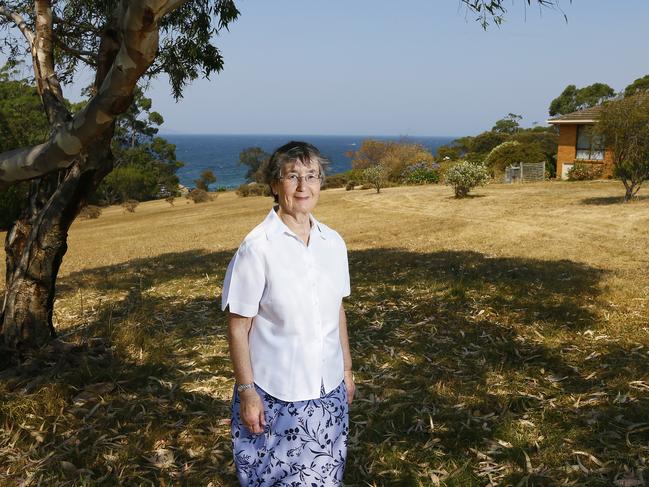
[342,249,641,486]
[444,194,488,200]
[580,194,649,205]
[2,247,644,486]
[1,250,238,485]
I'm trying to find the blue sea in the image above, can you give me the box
[165,134,456,189]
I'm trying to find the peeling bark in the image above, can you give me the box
[0,6,35,45]
[32,0,69,126]
[0,0,179,185]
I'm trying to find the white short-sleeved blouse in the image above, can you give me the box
[222,207,351,402]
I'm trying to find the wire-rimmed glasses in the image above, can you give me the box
[278,173,323,187]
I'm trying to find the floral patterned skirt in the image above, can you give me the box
[231,381,349,486]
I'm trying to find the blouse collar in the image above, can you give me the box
[263,206,327,241]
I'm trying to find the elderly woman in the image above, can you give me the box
[221,141,355,486]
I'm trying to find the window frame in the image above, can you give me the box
[575,124,604,161]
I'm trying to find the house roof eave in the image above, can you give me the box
[547,119,597,125]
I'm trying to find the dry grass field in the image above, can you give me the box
[1,180,648,486]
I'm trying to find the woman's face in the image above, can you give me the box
[271,160,321,217]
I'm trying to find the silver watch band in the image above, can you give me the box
[236,382,255,393]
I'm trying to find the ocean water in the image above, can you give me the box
[166,134,456,189]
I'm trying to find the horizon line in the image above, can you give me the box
[158,132,461,139]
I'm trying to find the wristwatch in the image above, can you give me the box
[237,382,255,393]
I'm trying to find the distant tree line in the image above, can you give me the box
[233,73,649,202]
[0,63,50,230]
[435,113,558,179]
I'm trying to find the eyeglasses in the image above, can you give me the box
[278,173,323,186]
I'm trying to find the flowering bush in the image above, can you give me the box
[444,161,490,198]
[567,162,603,181]
[362,165,389,193]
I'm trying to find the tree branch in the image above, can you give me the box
[0,5,35,46]
[33,0,69,126]
[52,32,96,66]
[0,0,168,185]
[52,13,101,35]
[158,0,192,17]
[460,0,566,28]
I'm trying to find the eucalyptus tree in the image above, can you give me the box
[0,0,239,356]
[624,75,649,98]
[0,0,562,357]
[549,83,616,116]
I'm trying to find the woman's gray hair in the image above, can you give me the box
[263,141,329,202]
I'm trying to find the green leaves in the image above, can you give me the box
[461,0,565,29]
[549,83,616,116]
[0,65,49,229]
[155,0,240,99]
[624,74,649,98]
[595,93,649,200]
[238,147,270,183]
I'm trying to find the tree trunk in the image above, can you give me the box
[622,177,638,202]
[1,195,65,352]
[0,0,188,358]
[1,137,113,357]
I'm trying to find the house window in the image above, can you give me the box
[576,125,604,160]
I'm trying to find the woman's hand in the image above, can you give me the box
[344,370,356,405]
[240,389,266,434]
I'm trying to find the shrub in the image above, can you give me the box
[349,139,434,182]
[122,199,139,213]
[596,92,649,200]
[484,140,545,178]
[345,181,356,191]
[187,188,211,203]
[402,163,440,185]
[567,162,603,181]
[236,182,271,197]
[435,145,461,161]
[436,159,456,182]
[79,205,102,219]
[444,161,490,198]
[362,165,389,193]
[345,168,365,182]
[322,173,347,189]
[194,169,217,191]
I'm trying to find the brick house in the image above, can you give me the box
[547,106,614,179]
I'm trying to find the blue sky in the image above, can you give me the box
[102,1,649,136]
